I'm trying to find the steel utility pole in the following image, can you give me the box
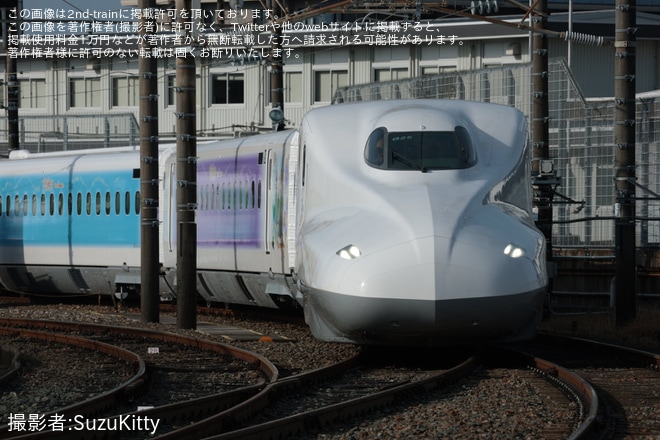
[614,0,637,325]
[139,0,160,323]
[175,0,198,330]
[270,2,285,130]
[530,0,554,276]
[4,0,19,152]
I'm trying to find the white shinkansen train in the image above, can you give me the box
[0,100,547,345]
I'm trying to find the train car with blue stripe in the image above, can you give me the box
[0,147,146,295]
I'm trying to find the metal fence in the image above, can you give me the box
[334,58,660,249]
[0,113,139,154]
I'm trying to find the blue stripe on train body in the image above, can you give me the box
[0,169,140,249]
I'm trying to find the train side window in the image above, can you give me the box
[14,195,20,216]
[234,182,239,210]
[41,194,46,216]
[31,194,37,216]
[301,145,306,186]
[49,194,55,216]
[232,182,236,210]
[251,181,255,209]
[23,195,28,216]
[240,181,245,210]
[68,193,73,216]
[258,180,262,209]
[6,195,10,216]
[105,192,111,215]
[95,192,101,215]
[240,181,244,210]
[86,192,92,215]
[0,195,3,216]
[135,191,140,215]
[245,180,250,210]
[125,191,130,215]
[77,192,83,215]
[115,192,121,215]
[58,193,64,216]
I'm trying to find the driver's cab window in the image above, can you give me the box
[365,126,476,171]
[365,128,386,168]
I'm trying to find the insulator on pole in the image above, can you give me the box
[563,31,605,46]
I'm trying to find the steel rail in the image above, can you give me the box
[0,318,278,381]
[152,350,368,439]
[520,333,660,439]
[169,354,481,440]
[0,318,280,440]
[0,326,147,438]
[487,344,599,439]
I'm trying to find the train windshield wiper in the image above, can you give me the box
[392,150,427,173]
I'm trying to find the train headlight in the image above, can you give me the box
[504,243,525,259]
[337,244,361,260]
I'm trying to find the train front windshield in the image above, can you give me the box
[365,126,476,171]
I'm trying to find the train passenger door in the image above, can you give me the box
[263,148,273,255]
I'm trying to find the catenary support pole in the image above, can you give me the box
[139,0,160,323]
[270,2,285,131]
[175,0,198,330]
[614,0,637,325]
[531,0,554,278]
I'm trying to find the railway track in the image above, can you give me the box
[0,318,277,439]
[506,333,660,439]
[1,311,658,439]
[0,317,478,439]
[186,348,481,440]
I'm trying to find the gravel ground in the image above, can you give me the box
[0,303,360,372]
[0,303,361,431]
[0,336,135,423]
[0,303,582,439]
[305,368,575,440]
[9,303,659,439]
[540,307,660,354]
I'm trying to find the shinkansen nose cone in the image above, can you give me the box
[302,186,547,345]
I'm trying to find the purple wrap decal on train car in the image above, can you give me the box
[270,149,286,251]
[197,154,265,248]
